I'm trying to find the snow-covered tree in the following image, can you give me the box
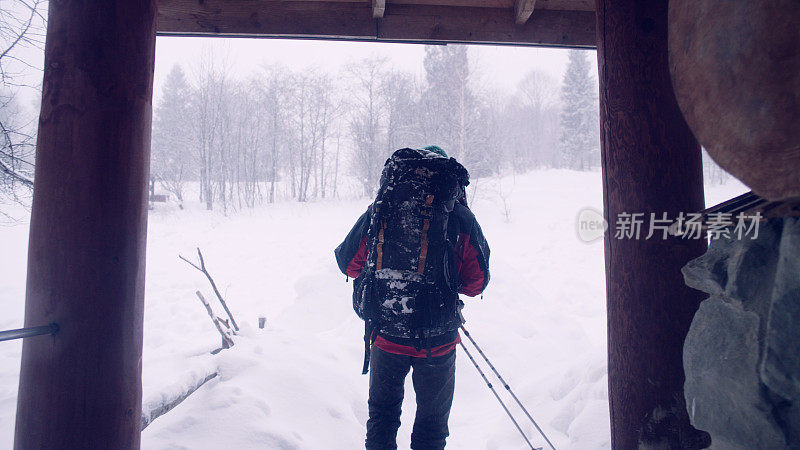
[285,70,337,202]
[228,78,266,208]
[346,56,388,197]
[151,64,193,204]
[0,0,46,214]
[420,45,490,175]
[255,65,290,203]
[190,48,232,210]
[513,70,560,169]
[381,70,421,153]
[559,50,599,170]
[0,94,35,208]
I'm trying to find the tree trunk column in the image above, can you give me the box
[15,1,157,448]
[595,1,710,448]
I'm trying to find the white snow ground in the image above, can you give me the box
[0,170,748,449]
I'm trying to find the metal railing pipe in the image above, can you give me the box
[0,324,59,342]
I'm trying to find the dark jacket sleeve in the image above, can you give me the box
[454,204,490,297]
[334,206,371,277]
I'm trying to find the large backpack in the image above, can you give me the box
[354,148,469,373]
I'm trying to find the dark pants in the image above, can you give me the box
[365,345,456,450]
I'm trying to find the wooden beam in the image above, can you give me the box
[373,0,386,18]
[157,0,596,47]
[14,0,157,447]
[270,0,593,11]
[596,0,711,448]
[158,1,377,39]
[379,5,593,45]
[535,0,592,10]
[390,0,515,8]
[514,0,536,24]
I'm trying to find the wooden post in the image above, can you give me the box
[595,0,711,448]
[14,0,157,448]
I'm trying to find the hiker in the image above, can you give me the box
[335,146,490,449]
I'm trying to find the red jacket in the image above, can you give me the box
[337,202,490,297]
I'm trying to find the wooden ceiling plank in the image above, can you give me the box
[384,0,592,11]
[387,0,514,8]
[378,5,594,46]
[156,0,596,47]
[383,0,592,10]
[514,0,536,24]
[158,1,377,39]
[535,0,592,11]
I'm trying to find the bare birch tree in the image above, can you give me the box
[381,70,421,152]
[191,47,231,210]
[257,65,290,204]
[346,56,388,197]
[516,70,559,168]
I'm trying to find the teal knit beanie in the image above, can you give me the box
[423,145,448,158]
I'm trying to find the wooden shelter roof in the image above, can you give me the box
[157,0,596,47]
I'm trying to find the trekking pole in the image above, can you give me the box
[461,326,556,450]
[458,341,537,450]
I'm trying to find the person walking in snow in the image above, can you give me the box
[335,146,490,449]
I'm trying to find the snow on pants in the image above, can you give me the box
[365,344,456,450]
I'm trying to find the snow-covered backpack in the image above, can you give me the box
[354,148,469,373]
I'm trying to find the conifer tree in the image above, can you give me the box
[152,64,194,203]
[421,45,490,175]
[559,50,598,170]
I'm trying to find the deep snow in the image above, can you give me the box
[0,170,748,449]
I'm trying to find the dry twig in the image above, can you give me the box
[180,248,240,331]
[195,290,234,350]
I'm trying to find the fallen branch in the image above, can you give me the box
[180,248,239,332]
[195,291,234,350]
[140,369,218,430]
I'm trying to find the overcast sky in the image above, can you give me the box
[12,33,598,112]
[153,37,597,104]
[5,0,598,112]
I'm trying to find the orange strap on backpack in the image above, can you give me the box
[376,223,386,270]
[417,195,435,274]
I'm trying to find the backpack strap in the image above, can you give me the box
[362,320,378,374]
[417,195,435,274]
[425,332,432,360]
[376,223,386,270]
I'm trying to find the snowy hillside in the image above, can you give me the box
[0,170,748,449]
